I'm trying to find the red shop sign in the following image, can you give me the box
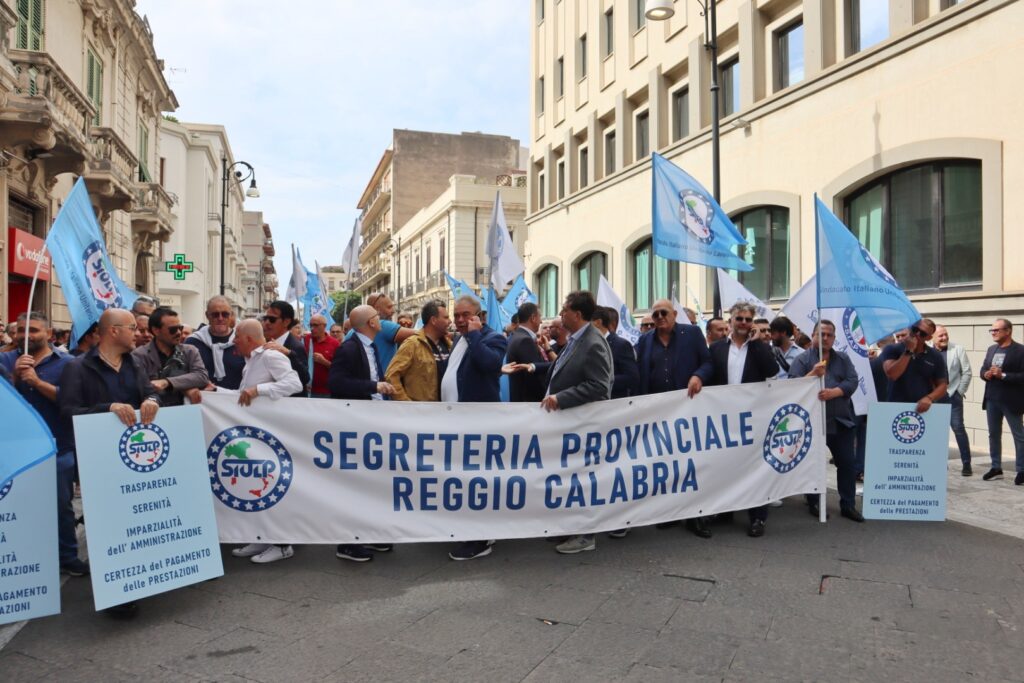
[8,227,51,280]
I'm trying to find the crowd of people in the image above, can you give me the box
[2,289,1022,613]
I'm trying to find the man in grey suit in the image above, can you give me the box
[542,291,613,555]
[935,325,974,475]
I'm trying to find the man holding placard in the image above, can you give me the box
[979,319,1024,484]
[878,319,948,413]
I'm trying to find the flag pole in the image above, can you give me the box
[23,250,47,356]
[813,194,827,524]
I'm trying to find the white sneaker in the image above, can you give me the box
[251,544,294,564]
[768,500,784,508]
[232,543,270,558]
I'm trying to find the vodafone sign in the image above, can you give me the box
[8,227,51,280]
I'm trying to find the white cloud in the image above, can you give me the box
[137,0,529,295]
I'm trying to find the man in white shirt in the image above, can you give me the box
[223,319,301,564]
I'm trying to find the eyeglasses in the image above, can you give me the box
[990,328,1007,334]
[909,326,930,338]
[651,309,672,319]
[135,295,157,305]
[262,315,280,324]
[113,324,139,332]
[732,316,753,323]
[310,322,326,327]
[165,325,184,334]
[208,311,231,319]
[640,322,655,329]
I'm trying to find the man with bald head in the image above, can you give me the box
[327,305,396,563]
[59,308,161,613]
[304,313,339,398]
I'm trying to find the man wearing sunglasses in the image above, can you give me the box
[261,300,310,396]
[708,302,780,538]
[879,318,947,415]
[132,307,208,406]
[186,296,245,390]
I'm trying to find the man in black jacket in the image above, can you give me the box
[708,302,779,537]
[504,302,553,402]
[980,318,1024,484]
[59,308,160,617]
[261,300,309,396]
[592,306,640,399]
[132,307,208,406]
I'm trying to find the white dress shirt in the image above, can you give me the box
[357,332,384,400]
[727,338,750,385]
[230,347,302,399]
[441,337,468,403]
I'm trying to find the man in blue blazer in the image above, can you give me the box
[443,295,508,561]
[592,306,640,399]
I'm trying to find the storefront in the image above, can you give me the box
[7,196,50,322]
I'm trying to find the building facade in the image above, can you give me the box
[241,209,277,318]
[526,0,1022,446]
[0,0,177,327]
[391,173,528,317]
[353,129,525,300]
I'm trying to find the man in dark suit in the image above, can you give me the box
[543,291,613,555]
[261,300,309,396]
[504,302,554,402]
[634,298,714,538]
[327,304,395,561]
[980,318,1024,484]
[443,295,509,561]
[592,306,640,399]
[708,302,779,537]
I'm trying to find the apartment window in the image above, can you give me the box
[719,58,740,117]
[557,160,565,200]
[137,120,151,182]
[579,147,589,189]
[603,9,615,57]
[844,161,982,291]
[848,0,889,53]
[15,0,44,51]
[426,245,432,275]
[556,57,565,98]
[604,130,616,176]
[536,0,545,22]
[632,0,647,31]
[538,172,546,209]
[439,236,446,271]
[635,111,650,160]
[536,76,545,115]
[941,0,966,7]
[536,265,559,317]
[578,34,588,79]
[575,251,607,294]
[632,238,679,311]
[730,206,790,301]
[671,88,690,142]
[86,48,103,126]
[776,21,805,90]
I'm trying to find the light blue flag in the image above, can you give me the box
[815,195,920,345]
[485,285,510,333]
[650,153,751,271]
[0,378,56,486]
[501,274,537,319]
[45,177,138,344]
[444,271,480,304]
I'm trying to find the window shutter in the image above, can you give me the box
[29,0,44,50]
[15,0,29,49]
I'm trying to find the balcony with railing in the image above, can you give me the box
[1,49,96,177]
[85,127,139,218]
[131,182,175,245]
[359,177,392,227]
[352,260,391,293]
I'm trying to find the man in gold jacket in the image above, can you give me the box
[385,300,452,402]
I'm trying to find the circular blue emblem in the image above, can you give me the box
[0,478,12,502]
[892,411,925,444]
[119,423,171,472]
[859,245,898,288]
[763,404,813,473]
[82,240,124,310]
[678,190,715,244]
[841,308,870,359]
[208,426,292,512]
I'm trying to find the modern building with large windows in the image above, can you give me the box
[526,0,1021,446]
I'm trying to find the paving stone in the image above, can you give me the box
[621,570,716,602]
[244,628,361,682]
[521,654,633,682]
[550,620,658,674]
[505,584,611,625]
[588,590,682,629]
[667,600,773,640]
[461,613,576,661]
[638,626,742,676]
[389,607,499,658]
[0,651,56,682]
[443,648,545,682]
[167,627,290,680]
[622,663,724,682]
[328,641,448,682]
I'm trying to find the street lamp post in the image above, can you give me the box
[647,0,723,314]
[220,156,260,297]
[386,236,402,311]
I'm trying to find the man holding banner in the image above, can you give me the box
[788,320,863,522]
[879,319,947,414]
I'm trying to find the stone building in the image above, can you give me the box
[241,209,277,318]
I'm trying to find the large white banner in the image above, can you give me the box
[200,378,826,544]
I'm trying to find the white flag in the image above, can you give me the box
[781,275,877,416]
[342,218,361,278]
[597,275,641,345]
[716,268,774,321]
[286,244,307,304]
[485,191,524,293]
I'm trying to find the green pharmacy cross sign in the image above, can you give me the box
[165,253,195,281]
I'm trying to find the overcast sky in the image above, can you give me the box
[136,1,530,291]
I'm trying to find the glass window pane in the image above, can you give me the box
[720,59,740,117]
[779,22,804,88]
[889,166,934,291]
[769,208,790,300]
[942,163,982,285]
[854,0,889,52]
[653,255,677,301]
[736,208,769,300]
[848,184,884,261]
[538,266,559,317]
[634,242,651,310]
[672,88,689,141]
[636,112,649,159]
[605,132,616,175]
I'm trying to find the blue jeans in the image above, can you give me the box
[949,393,972,465]
[57,451,78,564]
[986,402,1024,472]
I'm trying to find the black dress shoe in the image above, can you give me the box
[747,519,766,537]
[807,502,820,517]
[655,520,681,529]
[685,518,712,539]
[841,507,865,523]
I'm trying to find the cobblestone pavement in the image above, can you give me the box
[2,488,1023,683]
